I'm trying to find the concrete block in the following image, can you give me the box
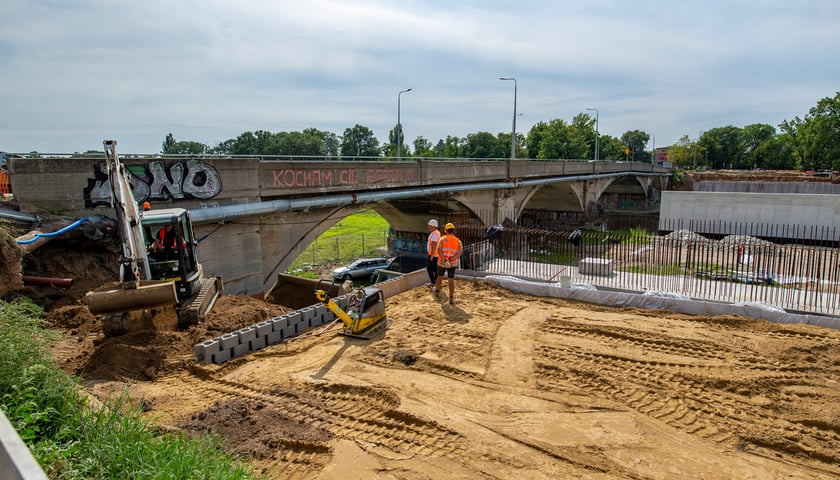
[219,332,238,350]
[300,306,316,328]
[293,309,312,332]
[232,342,250,358]
[267,330,284,345]
[283,311,301,328]
[578,257,613,276]
[270,316,289,332]
[211,348,232,364]
[194,338,220,363]
[250,336,267,351]
[313,304,332,327]
[237,326,257,343]
[255,320,273,337]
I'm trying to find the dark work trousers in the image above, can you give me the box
[427,256,438,284]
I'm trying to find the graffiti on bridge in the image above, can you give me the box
[83,159,222,207]
[272,167,416,188]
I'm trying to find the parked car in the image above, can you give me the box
[385,253,428,274]
[332,257,390,282]
[372,253,430,283]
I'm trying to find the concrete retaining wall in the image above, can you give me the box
[660,191,840,240]
[196,270,429,364]
[0,410,48,480]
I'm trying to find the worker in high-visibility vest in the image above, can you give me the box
[426,219,440,285]
[434,222,463,305]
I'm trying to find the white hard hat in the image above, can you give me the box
[428,219,438,227]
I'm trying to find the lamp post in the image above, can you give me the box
[397,88,412,161]
[651,133,655,164]
[586,108,599,161]
[499,77,517,159]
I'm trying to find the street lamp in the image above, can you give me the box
[499,77,517,159]
[397,88,412,161]
[586,108,599,161]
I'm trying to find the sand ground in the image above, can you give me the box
[45,281,840,479]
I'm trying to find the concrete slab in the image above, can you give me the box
[579,257,613,276]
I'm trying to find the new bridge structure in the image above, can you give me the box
[8,155,671,296]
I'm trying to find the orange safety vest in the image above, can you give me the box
[0,169,10,195]
[427,229,440,257]
[157,227,178,250]
[437,234,461,265]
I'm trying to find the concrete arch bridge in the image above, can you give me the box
[8,155,671,296]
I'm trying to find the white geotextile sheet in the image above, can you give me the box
[482,275,840,331]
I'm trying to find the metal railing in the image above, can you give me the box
[455,217,840,316]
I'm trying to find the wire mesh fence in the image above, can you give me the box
[453,216,840,316]
[290,231,390,272]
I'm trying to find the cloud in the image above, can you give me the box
[1,0,838,153]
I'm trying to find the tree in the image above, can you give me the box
[786,92,840,171]
[463,132,500,158]
[527,119,588,160]
[413,136,434,157]
[698,126,744,169]
[340,124,380,157]
[386,124,409,158]
[620,130,651,163]
[598,135,626,161]
[162,133,177,154]
[571,112,597,160]
[742,123,777,169]
[441,136,465,158]
[161,133,208,155]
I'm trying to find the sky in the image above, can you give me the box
[1,0,838,155]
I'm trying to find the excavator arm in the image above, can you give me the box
[103,140,151,284]
[86,141,178,319]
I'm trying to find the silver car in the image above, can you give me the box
[332,257,390,282]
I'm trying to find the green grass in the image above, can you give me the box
[288,209,389,276]
[0,298,260,480]
[621,264,686,275]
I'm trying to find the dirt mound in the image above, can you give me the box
[47,295,293,381]
[181,396,333,460]
[0,227,23,297]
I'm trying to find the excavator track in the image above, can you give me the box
[178,276,223,329]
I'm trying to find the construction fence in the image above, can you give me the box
[289,231,390,273]
[454,217,840,317]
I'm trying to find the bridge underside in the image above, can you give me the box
[203,175,662,296]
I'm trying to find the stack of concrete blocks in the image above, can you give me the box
[194,297,347,365]
[578,257,614,276]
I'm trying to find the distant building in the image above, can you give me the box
[654,146,669,162]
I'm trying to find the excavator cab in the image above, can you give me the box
[141,208,202,298]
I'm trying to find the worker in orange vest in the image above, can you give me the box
[150,225,178,260]
[434,222,463,305]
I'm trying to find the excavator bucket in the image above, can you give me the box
[86,281,179,315]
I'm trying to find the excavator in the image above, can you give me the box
[85,140,223,336]
[314,279,389,339]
